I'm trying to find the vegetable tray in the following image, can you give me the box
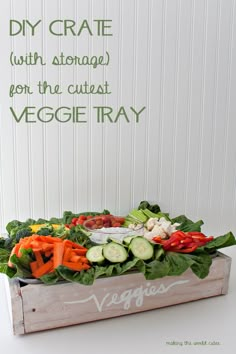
[4,251,231,335]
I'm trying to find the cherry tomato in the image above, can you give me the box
[79,215,87,221]
[76,219,84,225]
[72,217,78,225]
[112,222,121,227]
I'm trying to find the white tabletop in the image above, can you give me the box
[1,247,236,354]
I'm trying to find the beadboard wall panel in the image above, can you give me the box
[0,0,236,236]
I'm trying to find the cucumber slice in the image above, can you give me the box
[109,236,123,244]
[103,242,128,263]
[129,237,154,260]
[86,245,105,263]
[123,235,136,245]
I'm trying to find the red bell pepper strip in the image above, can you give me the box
[161,232,185,250]
[168,244,198,253]
[180,237,193,244]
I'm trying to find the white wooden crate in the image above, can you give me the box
[5,252,231,335]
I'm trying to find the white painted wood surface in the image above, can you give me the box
[0,0,236,236]
[6,252,231,334]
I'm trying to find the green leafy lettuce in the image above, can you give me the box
[0,202,235,286]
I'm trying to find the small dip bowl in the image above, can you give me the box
[83,215,144,244]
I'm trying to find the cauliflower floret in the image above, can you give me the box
[144,230,163,241]
[144,217,181,241]
[152,224,168,238]
[146,218,159,231]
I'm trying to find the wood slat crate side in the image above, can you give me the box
[16,253,231,334]
[7,278,25,335]
[220,253,232,294]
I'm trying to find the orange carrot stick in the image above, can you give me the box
[63,239,87,250]
[70,255,82,263]
[38,236,62,243]
[30,261,38,273]
[62,262,91,272]
[41,243,54,252]
[63,247,72,262]
[29,241,42,250]
[78,256,89,263]
[34,250,44,267]
[53,242,64,269]
[19,238,32,249]
[72,249,87,256]
[45,250,52,258]
[32,260,53,278]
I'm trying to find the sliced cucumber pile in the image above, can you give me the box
[129,237,154,260]
[103,242,128,263]
[86,245,105,263]
[86,236,154,265]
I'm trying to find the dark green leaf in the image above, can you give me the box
[144,259,170,279]
[154,245,165,260]
[138,200,161,214]
[165,252,194,276]
[105,264,122,277]
[0,248,10,263]
[188,252,212,279]
[0,263,16,277]
[201,232,236,252]
[56,266,95,285]
[40,272,60,285]
[10,254,32,278]
[94,265,108,278]
[120,258,141,274]
[173,215,204,232]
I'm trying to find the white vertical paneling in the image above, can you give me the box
[158,0,180,211]
[170,0,194,216]
[185,0,207,218]
[27,0,47,220]
[145,0,165,205]
[207,0,235,232]
[89,0,106,212]
[1,0,236,235]
[132,0,150,208]
[195,0,221,225]
[104,0,122,214]
[73,0,91,213]
[42,0,60,219]
[114,0,133,214]
[222,0,236,233]
[0,0,19,225]
[12,0,32,221]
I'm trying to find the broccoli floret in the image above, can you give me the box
[63,211,73,224]
[0,237,6,248]
[6,220,23,236]
[67,225,93,248]
[35,218,48,224]
[37,228,52,236]
[15,228,32,242]
[52,225,70,238]
[49,217,63,224]
[37,224,54,235]
[3,237,14,250]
